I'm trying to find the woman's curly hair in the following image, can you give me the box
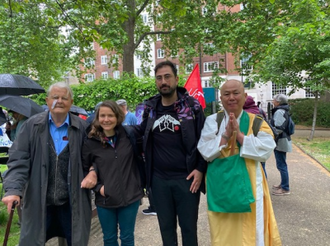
[88,100,125,145]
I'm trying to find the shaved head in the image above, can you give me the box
[220,80,247,117]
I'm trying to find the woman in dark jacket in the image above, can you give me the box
[81,100,144,246]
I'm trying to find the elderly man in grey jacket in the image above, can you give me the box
[2,82,93,246]
[271,94,292,196]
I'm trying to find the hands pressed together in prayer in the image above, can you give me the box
[220,112,245,146]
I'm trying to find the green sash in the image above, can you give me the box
[207,111,255,213]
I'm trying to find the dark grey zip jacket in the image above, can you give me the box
[3,111,91,246]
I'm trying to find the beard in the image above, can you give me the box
[157,85,176,98]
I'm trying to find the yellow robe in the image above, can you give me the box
[206,113,282,246]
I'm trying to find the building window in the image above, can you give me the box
[101,72,108,79]
[157,34,161,41]
[101,55,108,65]
[204,62,218,72]
[112,54,119,64]
[84,73,95,82]
[136,68,143,77]
[304,86,315,98]
[113,70,120,79]
[203,80,210,88]
[157,49,164,58]
[240,53,253,76]
[84,58,95,67]
[142,13,148,23]
[271,82,287,97]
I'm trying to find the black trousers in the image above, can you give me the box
[152,175,200,246]
[46,202,72,246]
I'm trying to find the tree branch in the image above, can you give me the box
[136,0,150,17]
[135,30,171,50]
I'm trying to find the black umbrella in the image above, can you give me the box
[0,74,45,96]
[0,95,44,118]
[70,105,88,116]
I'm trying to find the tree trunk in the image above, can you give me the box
[308,91,319,141]
[122,0,136,74]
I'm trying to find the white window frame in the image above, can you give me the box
[204,62,218,72]
[84,73,95,82]
[136,68,143,77]
[101,55,108,65]
[157,49,164,58]
[113,70,120,79]
[84,58,95,67]
[271,82,287,97]
[142,13,148,23]
[112,54,119,64]
[101,72,108,79]
[204,80,210,88]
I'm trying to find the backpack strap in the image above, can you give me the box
[216,111,263,136]
[215,111,224,135]
[252,114,264,136]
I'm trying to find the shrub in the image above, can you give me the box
[289,98,330,128]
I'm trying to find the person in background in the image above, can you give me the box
[271,94,292,196]
[131,60,207,246]
[243,95,268,177]
[86,101,103,124]
[2,82,92,246]
[116,99,138,125]
[81,100,144,246]
[0,108,12,148]
[198,80,281,245]
[6,110,27,141]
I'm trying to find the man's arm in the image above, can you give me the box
[81,140,97,189]
[241,120,276,162]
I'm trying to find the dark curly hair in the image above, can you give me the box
[88,100,125,144]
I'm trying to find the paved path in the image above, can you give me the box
[46,129,330,246]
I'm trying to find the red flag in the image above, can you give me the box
[184,64,206,109]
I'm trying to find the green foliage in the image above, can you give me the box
[71,75,159,111]
[0,2,76,88]
[289,98,330,127]
[31,75,161,111]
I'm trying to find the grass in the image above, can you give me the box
[0,185,20,246]
[0,164,20,246]
[292,136,330,171]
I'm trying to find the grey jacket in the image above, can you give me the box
[271,105,292,152]
[3,111,92,246]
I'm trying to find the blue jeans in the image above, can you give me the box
[274,150,289,191]
[97,200,140,246]
[152,175,200,246]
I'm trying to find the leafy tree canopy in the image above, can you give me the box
[0,0,329,97]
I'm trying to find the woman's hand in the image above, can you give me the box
[100,185,105,197]
[81,170,97,189]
